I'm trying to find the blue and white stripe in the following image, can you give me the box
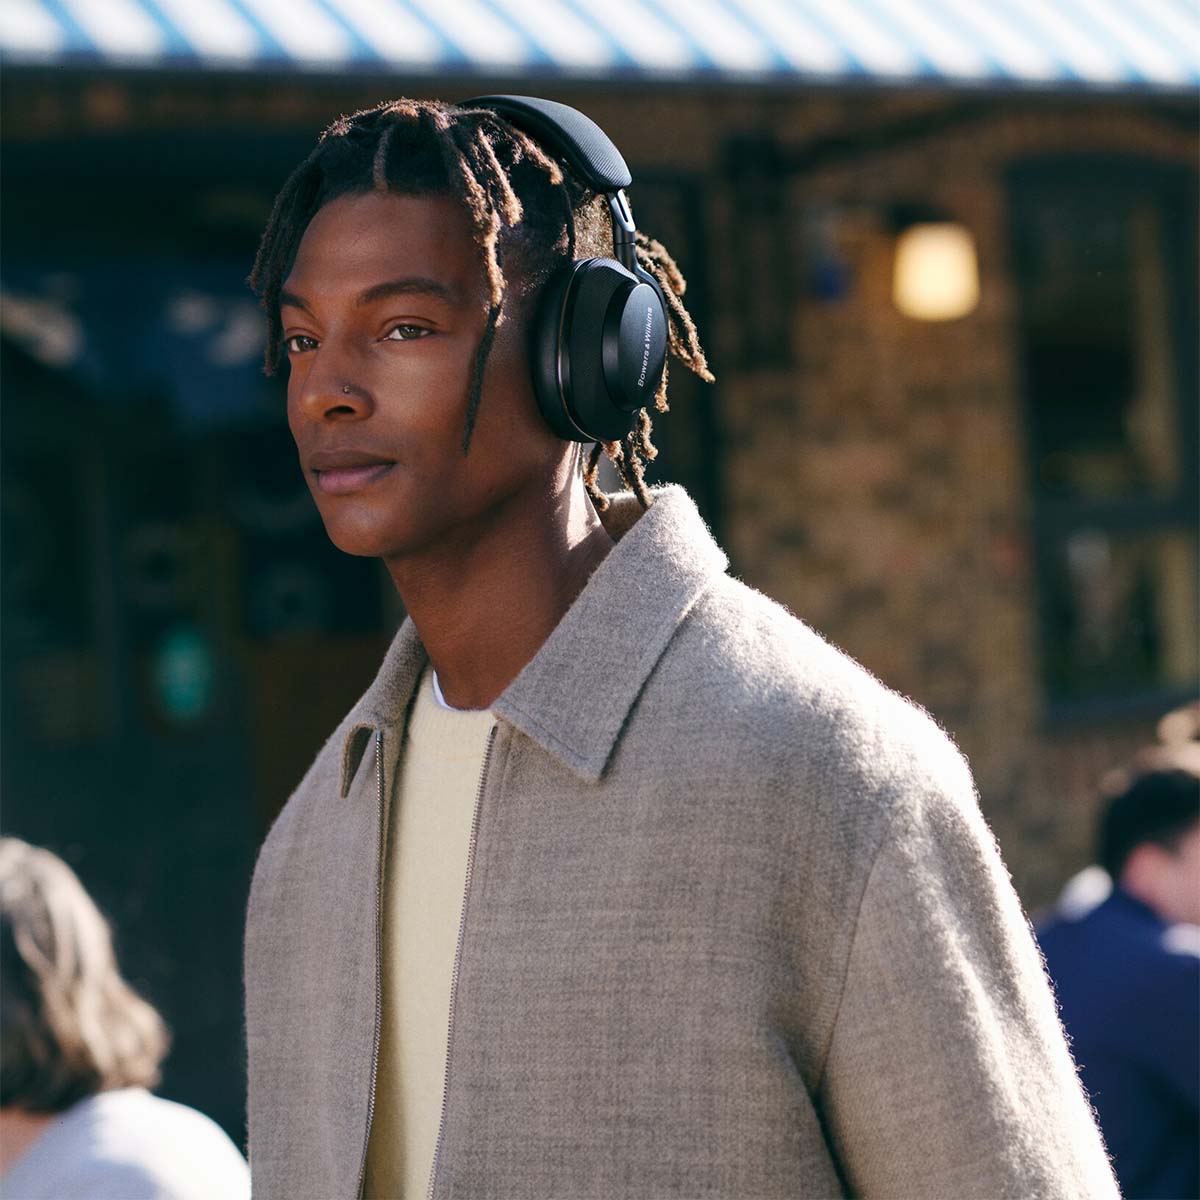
[1,0,1196,88]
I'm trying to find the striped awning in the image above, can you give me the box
[2,0,1197,90]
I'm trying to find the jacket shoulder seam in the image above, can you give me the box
[811,817,890,1094]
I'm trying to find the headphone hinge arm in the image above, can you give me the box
[608,190,637,272]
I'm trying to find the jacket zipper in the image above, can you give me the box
[355,730,388,1200]
[426,722,498,1200]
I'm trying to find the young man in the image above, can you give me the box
[244,96,1117,1199]
[1038,739,1200,1200]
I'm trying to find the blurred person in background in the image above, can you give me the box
[0,837,249,1200]
[1037,714,1200,1200]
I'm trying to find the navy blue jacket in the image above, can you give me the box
[1037,887,1199,1200]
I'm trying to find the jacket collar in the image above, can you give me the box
[339,484,728,793]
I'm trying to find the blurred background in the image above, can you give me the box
[2,0,1197,1151]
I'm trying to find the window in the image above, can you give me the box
[1009,157,1198,720]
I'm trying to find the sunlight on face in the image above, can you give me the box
[280,190,564,561]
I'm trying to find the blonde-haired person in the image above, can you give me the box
[0,838,249,1200]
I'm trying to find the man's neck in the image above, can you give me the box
[386,477,615,711]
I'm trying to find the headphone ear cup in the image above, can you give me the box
[529,264,581,440]
[608,267,668,408]
[530,258,669,443]
[633,264,669,324]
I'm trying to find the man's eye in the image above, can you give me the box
[285,335,318,354]
[384,325,431,342]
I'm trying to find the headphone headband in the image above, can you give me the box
[454,95,667,443]
[457,95,632,193]
[458,94,639,272]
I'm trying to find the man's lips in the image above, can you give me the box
[308,450,396,496]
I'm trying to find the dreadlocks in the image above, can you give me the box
[249,98,713,511]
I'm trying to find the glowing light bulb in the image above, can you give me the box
[892,222,980,321]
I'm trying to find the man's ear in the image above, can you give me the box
[1120,842,1171,908]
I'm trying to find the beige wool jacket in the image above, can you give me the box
[244,485,1118,1200]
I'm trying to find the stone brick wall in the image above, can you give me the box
[706,97,1192,906]
[5,74,1193,906]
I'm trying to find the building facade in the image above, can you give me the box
[3,24,1196,1143]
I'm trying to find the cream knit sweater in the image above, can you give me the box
[364,669,495,1200]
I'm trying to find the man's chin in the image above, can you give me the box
[320,516,409,560]
[317,488,483,562]
[321,513,443,562]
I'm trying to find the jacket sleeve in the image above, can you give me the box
[815,761,1120,1199]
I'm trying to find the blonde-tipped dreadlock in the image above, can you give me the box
[248,98,712,510]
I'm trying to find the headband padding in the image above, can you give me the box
[458,95,633,193]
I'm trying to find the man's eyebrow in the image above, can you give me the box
[277,277,460,316]
[278,289,312,314]
[356,277,460,307]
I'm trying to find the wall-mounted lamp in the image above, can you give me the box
[890,205,979,322]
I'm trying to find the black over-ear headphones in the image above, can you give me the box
[458,95,669,444]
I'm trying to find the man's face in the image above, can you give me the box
[280,190,567,561]
[1125,820,1200,927]
[1161,823,1200,926]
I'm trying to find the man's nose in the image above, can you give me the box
[295,346,373,423]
